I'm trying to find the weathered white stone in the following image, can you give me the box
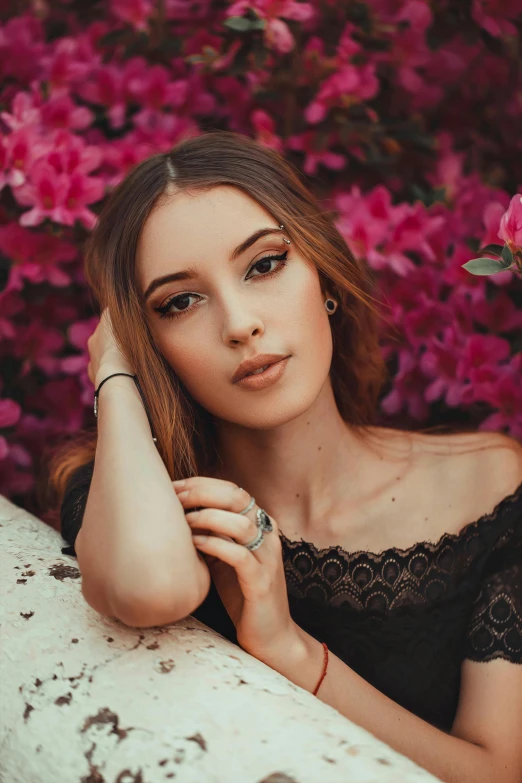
[0,494,442,783]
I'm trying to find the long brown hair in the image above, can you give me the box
[48,130,388,514]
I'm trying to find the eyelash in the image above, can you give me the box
[154,251,289,321]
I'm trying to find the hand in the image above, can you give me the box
[172,475,300,659]
[87,307,135,387]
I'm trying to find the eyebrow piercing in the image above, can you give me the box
[279,224,291,244]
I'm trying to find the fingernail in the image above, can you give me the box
[177,490,189,500]
[172,479,186,488]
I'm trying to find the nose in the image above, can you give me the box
[221,299,265,345]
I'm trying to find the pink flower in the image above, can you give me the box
[473,291,522,333]
[41,90,94,131]
[0,90,41,132]
[286,131,346,174]
[226,0,314,54]
[472,0,522,38]
[478,357,522,438]
[420,326,467,406]
[0,126,48,191]
[498,193,522,249]
[305,63,379,124]
[0,223,77,289]
[0,398,22,429]
[380,349,430,420]
[251,109,283,153]
[11,321,65,377]
[109,0,154,31]
[16,161,104,229]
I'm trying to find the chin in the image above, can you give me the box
[216,384,325,431]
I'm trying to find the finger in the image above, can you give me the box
[192,535,262,591]
[186,507,259,547]
[173,477,252,516]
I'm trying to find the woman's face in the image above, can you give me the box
[137,185,334,430]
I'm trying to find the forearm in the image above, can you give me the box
[80,374,207,608]
[258,627,499,783]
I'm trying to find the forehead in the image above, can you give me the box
[137,185,273,271]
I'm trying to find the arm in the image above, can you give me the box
[75,371,211,627]
[260,629,522,783]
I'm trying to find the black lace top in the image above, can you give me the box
[60,460,522,733]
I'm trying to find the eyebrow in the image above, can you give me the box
[143,227,284,302]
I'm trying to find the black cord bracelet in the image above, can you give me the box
[93,372,158,444]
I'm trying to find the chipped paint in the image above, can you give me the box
[0,494,442,783]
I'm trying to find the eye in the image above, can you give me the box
[154,251,289,321]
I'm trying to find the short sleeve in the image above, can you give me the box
[464,506,522,663]
[60,459,95,557]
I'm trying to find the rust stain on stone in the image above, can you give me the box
[156,658,175,674]
[20,611,34,619]
[82,708,130,742]
[17,578,27,584]
[115,770,145,782]
[186,732,207,751]
[23,703,34,721]
[146,640,159,650]
[55,692,73,706]
[83,767,106,783]
[49,563,81,580]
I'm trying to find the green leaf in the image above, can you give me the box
[223,16,266,32]
[479,243,503,256]
[461,257,508,275]
[501,244,514,268]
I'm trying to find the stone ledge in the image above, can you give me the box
[0,494,441,783]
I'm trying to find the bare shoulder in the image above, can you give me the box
[415,430,522,522]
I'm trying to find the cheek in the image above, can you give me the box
[157,335,214,391]
[287,270,332,355]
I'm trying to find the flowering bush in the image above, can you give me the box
[0,0,521,517]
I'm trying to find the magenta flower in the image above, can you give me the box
[12,321,65,376]
[16,161,104,229]
[109,0,154,31]
[251,109,284,153]
[420,326,467,406]
[286,131,346,174]
[0,126,48,191]
[305,63,379,124]
[41,90,94,131]
[472,0,522,38]
[498,193,522,249]
[0,398,22,429]
[0,90,41,132]
[380,349,430,420]
[478,357,522,438]
[0,222,76,289]
[226,0,314,54]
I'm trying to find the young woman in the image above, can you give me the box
[53,131,522,783]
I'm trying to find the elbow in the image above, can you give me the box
[111,571,211,629]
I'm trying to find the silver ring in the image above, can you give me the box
[237,489,273,550]
[244,507,274,550]
[238,490,255,516]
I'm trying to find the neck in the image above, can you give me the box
[212,378,391,535]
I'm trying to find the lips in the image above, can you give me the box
[232,353,290,383]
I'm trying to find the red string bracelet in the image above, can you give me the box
[312,642,329,696]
